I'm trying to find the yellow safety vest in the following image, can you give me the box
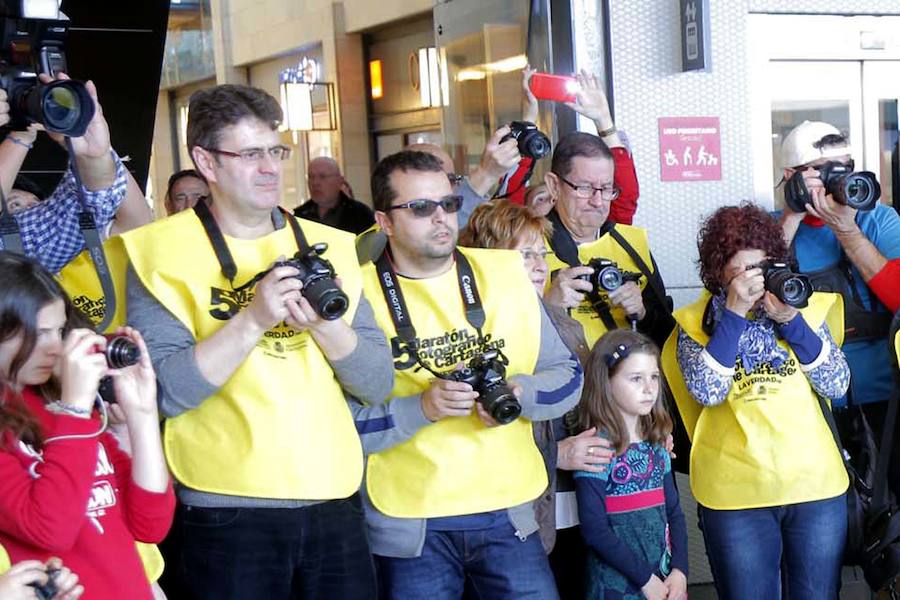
[661,292,848,510]
[544,225,655,349]
[364,247,547,518]
[121,210,365,499]
[57,236,128,333]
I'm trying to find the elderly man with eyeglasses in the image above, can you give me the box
[121,84,394,599]
[293,156,375,235]
[542,132,674,351]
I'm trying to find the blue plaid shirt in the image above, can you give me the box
[4,151,128,273]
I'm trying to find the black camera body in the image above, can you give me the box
[578,258,642,295]
[749,260,813,308]
[784,161,881,213]
[443,349,521,425]
[275,243,349,321]
[28,567,58,600]
[501,121,551,160]
[0,3,94,136]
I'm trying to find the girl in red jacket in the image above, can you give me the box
[0,251,174,600]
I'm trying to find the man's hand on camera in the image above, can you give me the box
[421,376,478,422]
[608,280,646,321]
[246,263,303,333]
[544,265,593,309]
[468,126,521,197]
[804,185,858,235]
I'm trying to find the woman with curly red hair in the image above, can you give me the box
[662,203,850,599]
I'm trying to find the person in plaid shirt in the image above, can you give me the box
[0,73,127,274]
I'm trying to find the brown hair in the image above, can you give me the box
[697,203,789,295]
[186,84,282,166]
[458,200,552,249]
[577,329,673,455]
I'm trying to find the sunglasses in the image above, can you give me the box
[384,195,463,218]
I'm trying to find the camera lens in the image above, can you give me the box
[839,173,880,211]
[480,387,521,425]
[303,276,349,320]
[522,131,551,159]
[766,270,812,308]
[105,336,140,369]
[23,80,95,137]
[597,266,623,292]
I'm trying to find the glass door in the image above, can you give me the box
[862,61,900,209]
[433,0,551,175]
[761,61,863,208]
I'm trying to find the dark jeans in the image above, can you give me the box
[698,494,847,600]
[180,494,376,600]
[548,525,586,600]
[376,523,559,600]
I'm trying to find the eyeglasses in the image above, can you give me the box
[519,248,548,262]
[384,195,463,218]
[205,145,292,163]
[555,173,620,200]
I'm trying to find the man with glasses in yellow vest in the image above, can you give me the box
[123,84,394,599]
[349,150,583,599]
[542,132,673,351]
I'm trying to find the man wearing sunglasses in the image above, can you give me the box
[777,120,900,497]
[542,132,674,351]
[348,150,583,599]
[121,84,393,599]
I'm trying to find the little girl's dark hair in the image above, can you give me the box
[576,329,673,455]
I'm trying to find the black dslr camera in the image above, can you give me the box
[501,121,551,160]
[275,243,349,320]
[749,260,812,308]
[0,1,94,136]
[578,258,642,295]
[444,349,521,425]
[784,161,881,213]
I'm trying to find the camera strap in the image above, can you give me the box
[65,138,117,332]
[193,199,308,289]
[374,248,488,376]
[0,186,24,254]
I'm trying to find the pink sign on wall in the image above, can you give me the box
[658,117,721,181]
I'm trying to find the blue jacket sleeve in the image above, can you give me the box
[664,471,689,576]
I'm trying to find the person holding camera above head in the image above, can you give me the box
[662,204,850,599]
[123,84,392,600]
[0,251,174,600]
[347,150,583,599]
[542,131,673,353]
[0,74,127,274]
[777,121,900,497]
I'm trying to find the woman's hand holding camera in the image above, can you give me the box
[725,266,765,316]
[761,291,798,324]
[59,329,109,415]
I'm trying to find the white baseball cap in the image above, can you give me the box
[781,121,851,168]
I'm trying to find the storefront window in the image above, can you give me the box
[161,0,215,89]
